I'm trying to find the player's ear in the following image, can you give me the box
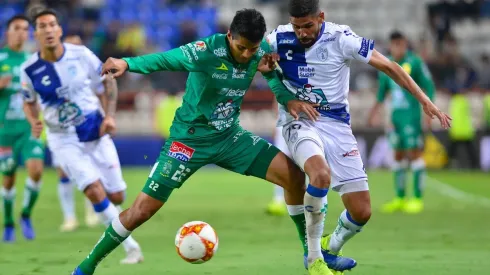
[226,30,232,40]
[318,11,325,22]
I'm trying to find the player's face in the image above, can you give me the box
[290,12,324,48]
[227,32,261,64]
[35,14,63,50]
[390,38,408,60]
[6,19,29,47]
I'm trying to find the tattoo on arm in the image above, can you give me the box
[102,77,118,117]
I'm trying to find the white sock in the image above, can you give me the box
[112,205,140,251]
[329,209,364,254]
[273,185,285,203]
[1,187,16,200]
[92,197,119,226]
[22,177,41,209]
[58,177,76,220]
[304,184,328,263]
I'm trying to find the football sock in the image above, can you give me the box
[114,205,140,251]
[328,210,364,254]
[273,185,285,203]
[1,187,15,226]
[58,176,76,220]
[287,204,308,255]
[304,184,328,262]
[411,158,426,199]
[21,178,40,218]
[79,217,130,274]
[392,160,408,199]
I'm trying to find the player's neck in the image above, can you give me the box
[6,42,22,52]
[40,44,64,62]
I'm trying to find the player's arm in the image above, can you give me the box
[413,59,436,130]
[101,41,213,77]
[367,72,389,126]
[20,67,43,138]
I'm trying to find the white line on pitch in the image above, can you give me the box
[427,176,490,208]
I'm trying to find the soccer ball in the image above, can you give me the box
[175,221,219,264]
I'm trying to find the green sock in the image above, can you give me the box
[290,213,308,255]
[21,178,40,217]
[79,223,128,274]
[1,188,15,226]
[412,158,426,199]
[394,168,407,199]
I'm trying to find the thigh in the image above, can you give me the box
[274,126,291,157]
[317,121,368,191]
[89,136,126,194]
[0,134,16,176]
[143,138,210,202]
[52,141,100,191]
[20,134,45,163]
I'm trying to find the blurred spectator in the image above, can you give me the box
[116,22,147,56]
[477,53,490,91]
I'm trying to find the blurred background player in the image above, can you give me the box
[21,9,142,263]
[266,98,289,216]
[0,14,44,242]
[368,31,436,214]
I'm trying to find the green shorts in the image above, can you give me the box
[389,115,423,151]
[0,132,45,176]
[143,125,280,202]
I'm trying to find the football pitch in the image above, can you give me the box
[0,168,489,275]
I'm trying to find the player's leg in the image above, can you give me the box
[19,136,45,240]
[404,126,426,213]
[73,138,205,275]
[267,126,289,216]
[56,164,79,232]
[90,135,143,264]
[1,137,17,242]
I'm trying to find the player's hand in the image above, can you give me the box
[424,114,433,132]
[257,53,280,73]
[0,76,12,89]
[99,116,116,137]
[422,101,452,129]
[287,100,320,121]
[101,57,128,78]
[30,120,43,138]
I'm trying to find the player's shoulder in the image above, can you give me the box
[21,52,40,71]
[64,43,93,57]
[270,24,295,35]
[323,22,354,36]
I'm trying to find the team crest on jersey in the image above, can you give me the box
[68,65,77,76]
[194,41,207,52]
[295,84,329,108]
[209,100,237,130]
[58,102,84,127]
[168,141,195,162]
[316,47,328,62]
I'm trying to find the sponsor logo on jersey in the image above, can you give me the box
[219,88,246,97]
[320,37,336,43]
[316,47,328,62]
[358,38,374,58]
[295,84,330,109]
[194,41,207,51]
[180,46,193,63]
[168,141,195,162]
[213,47,227,57]
[342,149,360,157]
[216,63,228,71]
[279,39,295,44]
[212,73,228,80]
[33,65,46,75]
[232,67,246,79]
[298,66,315,78]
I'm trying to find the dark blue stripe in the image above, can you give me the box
[93,197,110,213]
[306,184,329,198]
[60,177,70,184]
[317,106,351,124]
[76,111,104,142]
[277,31,307,89]
[24,59,64,106]
[338,176,367,183]
[346,211,365,226]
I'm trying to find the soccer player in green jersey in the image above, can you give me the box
[72,9,339,275]
[0,15,45,242]
[367,31,436,214]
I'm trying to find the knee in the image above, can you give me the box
[310,169,331,189]
[350,207,371,225]
[108,191,125,205]
[84,181,107,203]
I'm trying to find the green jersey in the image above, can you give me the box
[123,34,295,138]
[376,51,435,121]
[0,47,30,135]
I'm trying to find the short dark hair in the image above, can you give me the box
[229,9,266,44]
[390,30,405,41]
[289,0,320,18]
[32,8,59,29]
[6,15,29,29]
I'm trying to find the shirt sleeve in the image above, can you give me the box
[82,46,105,94]
[266,28,278,52]
[123,40,215,74]
[20,66,36,103]
[338,26,375,64]
[376,72,389,103]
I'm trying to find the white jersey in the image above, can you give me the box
[266,22,375,126]
[20,43,105,144]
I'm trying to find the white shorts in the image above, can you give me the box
[274,126,291,157]
[50,135,126,194]
[50,148,60,168]
[282,119,368,191]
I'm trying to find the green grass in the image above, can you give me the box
[0,168,489,274]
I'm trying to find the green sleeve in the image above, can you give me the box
[413,58,435,101]
[259,39,296,107]
[123,40,215,74]
[376,72,389,103]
